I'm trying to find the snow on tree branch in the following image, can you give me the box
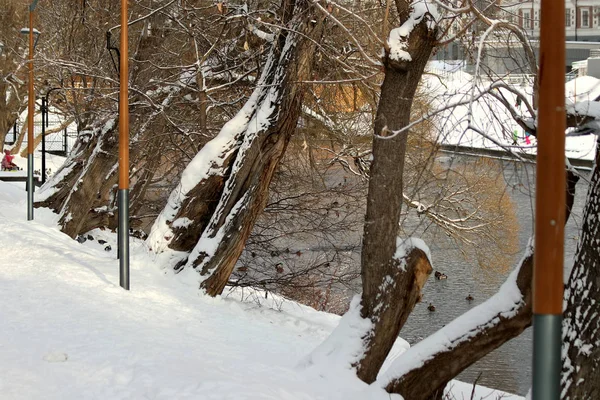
[377,241,532,387]
[387,0,440,62]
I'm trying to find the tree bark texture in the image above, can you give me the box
[35,117,120,237]
[384,252,533,399]
[149,0,325,296]
[35,102,173,238]
[34,17,182,238]
[379,168,581,399]
[356,9,438,383]
[562,141,600,400]
[0,80,25,149]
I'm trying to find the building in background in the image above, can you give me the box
[434,1,600,74]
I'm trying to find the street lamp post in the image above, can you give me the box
[40,96,46,184]
[23,0,41,221]
[40,87,63,185]
[119,0,130,290]
[532,0,566,399]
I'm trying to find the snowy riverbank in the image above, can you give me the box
[0,180,523,400]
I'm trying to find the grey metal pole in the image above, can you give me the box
[533,315,562,400]
[27,153,34,219]
[118,189,129,290]
[41,97,46,184]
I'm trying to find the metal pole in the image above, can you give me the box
[26,9,35,221]
[532,0,565,399]
[118,0,130,290]
[41,96,46,184]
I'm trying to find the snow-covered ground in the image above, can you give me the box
[0,181,523,400]
[424,62,598,163]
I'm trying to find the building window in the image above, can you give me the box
[566,8,571,27]
[523,10,531,29]
[582,9,590,28]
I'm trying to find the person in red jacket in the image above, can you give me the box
[1,150,19,171]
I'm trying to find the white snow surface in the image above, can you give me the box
[0,182,523,400]
[424,64,598,162]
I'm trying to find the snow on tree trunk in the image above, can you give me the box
[147,0,324,296]
[562,141,600,399]
[354,5,439,384]
[382,250,533,399]
[35,117,120,237]
[366,170,584,399]
[300,244,432,374]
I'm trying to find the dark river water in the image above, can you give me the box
[397,156,589,396]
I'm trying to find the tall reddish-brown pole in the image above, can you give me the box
[118,0,130,290]
[26,9,35,220]
[532,0,565,398]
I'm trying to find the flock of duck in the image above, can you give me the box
[427,271,474,312]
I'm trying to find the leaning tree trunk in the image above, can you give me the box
[35,99,175,238]
[147,0,324,296]
[379,168,582,399]
[561,140,600,399]
[353,6,438,383]
[34,20,180,238]
[35,116,121,237]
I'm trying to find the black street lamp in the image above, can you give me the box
[40,87,64,185]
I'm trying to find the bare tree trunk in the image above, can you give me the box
[383,252,533,399]
[34,11,181,238]
[148,0,325,296]
[35,116,120,237]
[0,82,23,148]
[354,11,438,384]
[36,103,174,238]
[379,169,580,399]
[562,143,600,399]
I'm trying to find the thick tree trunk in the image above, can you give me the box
[35,104,172,238]
[147,0,324,296]
[562,142,600,399]
[379,169,581,399]
[300,246,432,371]
[383,252,533,399]
[355,11,438,383]
[35,117,120,237]
[34,19,180,238]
